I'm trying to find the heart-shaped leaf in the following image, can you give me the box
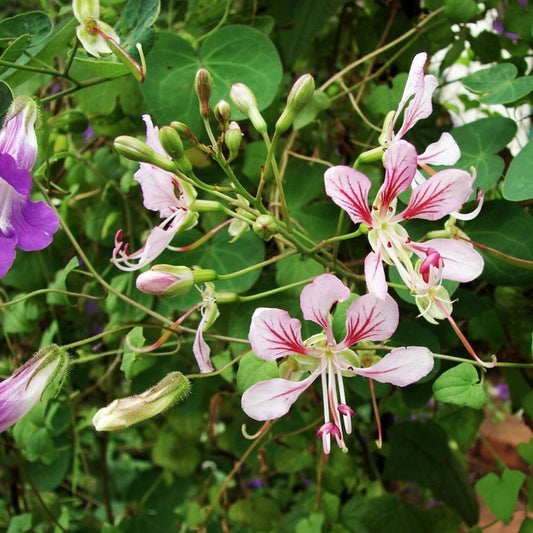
[503,139,533,201]
[433,363,486,409]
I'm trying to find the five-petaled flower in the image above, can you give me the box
[241,274,434,454]
[0,345,69,433]
[324,140,484,320]
[0,97,59,278]
[113,114,198,271]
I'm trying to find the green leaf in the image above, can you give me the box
[295,513,325,533]
[482,76,533,104]
[433,364,486,409]
[6,514,33,533]
[467,200,533,285]
[451,117,517,191]
[0,11,52,44]
[437,406,485,451]
[115,0,159,56]
[444,0,479,22]
[276,254,324,296]
[476,469,526,524]
[293,90,331,130]
[141,26,282,134]
[0,34,32,63]
[463,63,518,93]
[517,438,533,465]
[2,297,39,333]
[384,421,479,526]
[520,518,533,533]
[236,351,279,393]
[228,496,281,531]
[46,256,80,306]
[121,327,157,380]
[0,80,13,121]
[503,139,533,201]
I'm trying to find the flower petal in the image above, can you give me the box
[13,199,59,252]
[364,251,388,299]
[397,52,428,112]
[411,238,484,283]
[300,274,350,340]
[241,370,319,421]
[340,293,399,348]
[379,140,417,208]
[349,346,434,386]
[399,168,474,221]
[417,132,461,167]
[249,308,309,361]
[324,165,373,226]
[193,323,215,375]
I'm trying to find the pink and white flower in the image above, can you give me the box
[113,115,198,271]
[324,140,484,309]
[241,274,434,453]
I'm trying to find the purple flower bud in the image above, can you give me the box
[0,345,69,433]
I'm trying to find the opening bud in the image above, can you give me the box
[252,214,278,241]
[195,68,213,118]
[170,121,200,145]
[0,344,69,433]
[214,100,231,130]
[136,265,217,297]
[275,73,315,134]
[224,121,243,161]
[92,371,191,431]
[230,83,267,134]
[159,126,193,174]
[114,135,177,172]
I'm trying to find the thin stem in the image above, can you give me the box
[217,250,297,280]
[239,277,316,302]
[0,288,105,309]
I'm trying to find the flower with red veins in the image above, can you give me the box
[379,52,461,170]
[325,140,484,303]
[241,274,434,454]
[113,115,198,271]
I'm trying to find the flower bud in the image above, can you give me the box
[230,83,267,134]
[114,135,177,172]
[214,100,231,130]
[0,344,69,433]
[224,121,242,161]
[158,126,193,174]
[275,73,315,134]
[136,265,217,297]
[252,214,278,241]
[170,121,200,145]
[195,68,213,118]
[92,371,191,431]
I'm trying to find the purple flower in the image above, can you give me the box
[0,97,59,277]
[0,345,69,433]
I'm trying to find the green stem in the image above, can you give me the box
[217,250,297,280]
[0,289,105,308]
[239,277,316,302]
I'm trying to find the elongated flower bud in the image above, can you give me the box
[275,74,315,134]
[214,100,231,130]
[170,121,200,145]
[230,83,267,134]
[224,121,242,161]
[0,345,69,433]
[114,135,177,172]
[136,265,217,297]
[158,126,193,174]
[93,371,191,431]
[195,68,213,118]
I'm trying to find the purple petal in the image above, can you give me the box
[0,232,17,277]
[410,238,484,283]
[0,154,32,194]
[379,140,417,209]
[349,346,434,386]
[364,251,388,299]
[300,274,350,341]
[339,293,399,348]
[241,370,319,421]
[324,165,373,225]
[398,168,474,221]
[13,199,59,252]
[248,308,309,361]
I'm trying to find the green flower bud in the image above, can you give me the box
[92,372,191,431]
[170,121,200,145]
[230,83,267,134]
[224,121,242,161]
[252,214,278,241]
[275,73,315,134]
[195,68,213,118]
[114,135,177,172]
[159,126,193,174]
[214,100,231,130]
